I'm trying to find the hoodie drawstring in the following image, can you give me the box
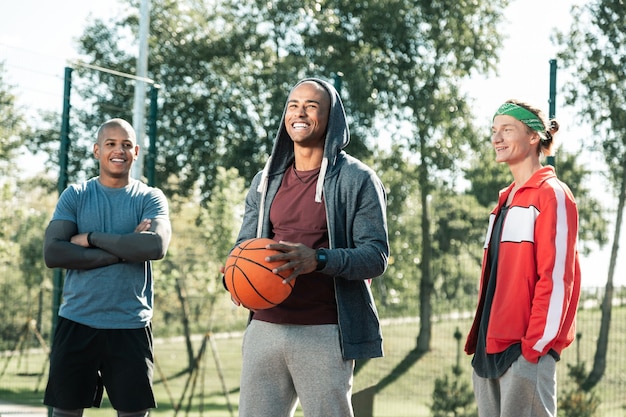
[315,157,328,203]
[256,157,272,237]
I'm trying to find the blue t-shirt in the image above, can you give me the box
[52,177,169,329]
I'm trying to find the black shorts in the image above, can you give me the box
[44,317,156,412]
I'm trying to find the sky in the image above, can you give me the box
[1,0,623,288]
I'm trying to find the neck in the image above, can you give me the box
[99,176,131,188]
[293,147,323,171]
[508,160,542,190]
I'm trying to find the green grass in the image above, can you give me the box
[1,306,626,416]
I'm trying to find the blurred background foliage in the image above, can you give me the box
[1,0,625,414]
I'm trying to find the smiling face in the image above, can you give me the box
[93,122,139,187]
[284,81,330,148]
[491,114,539,166]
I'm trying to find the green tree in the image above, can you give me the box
[27,0,507,354]
[553,152,609,255]
[27,0,314,201]
[0,181,25,349]
[256,0,510,353]
[464,140,510,208]
[430,190,487,314]
[558,362,601,417]
[341,0,509,354]
[0,61,26,178]
[0,62,20,266]
[369,146,487,319]
[154,167,247,369]
[17,209,52,333]
[431,373,477,417]
[0,63,48,349]
[555,0,626,390]
[371,146,422,315]
[195,166,248,326]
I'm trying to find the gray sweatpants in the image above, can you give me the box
[472,354,557,417]
[238,320,355,417]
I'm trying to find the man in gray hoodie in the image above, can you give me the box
[231,78,389,417]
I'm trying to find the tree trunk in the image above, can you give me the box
[175,278,195,371]
[582,163,626,391]
[416,136,432,354]
[37,282,43,334]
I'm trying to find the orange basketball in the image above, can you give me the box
[223,238,296,310]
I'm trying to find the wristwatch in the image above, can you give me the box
[315,248,328,271]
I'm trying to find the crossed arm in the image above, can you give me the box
[43,218,172,270]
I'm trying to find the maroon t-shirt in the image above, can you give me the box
[252,164,338,325]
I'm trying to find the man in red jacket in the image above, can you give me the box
[465,100,581,417]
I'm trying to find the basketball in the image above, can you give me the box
[223,238,296,310]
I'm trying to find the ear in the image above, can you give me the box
[133,145,140,160]
[93,143,100,159]
[529,133,541,145]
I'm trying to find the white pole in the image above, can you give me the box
[132,0,150,179]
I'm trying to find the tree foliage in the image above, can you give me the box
[431,372,477,417]
[553,152,609,255]
[0,62,27,178]
[16,0,608,363]
[556,0,626,391]
[558,362,601,417]
[154,167,248,339]
[0,64,55,345]
[352,0,509,353]
[62,0,509,354]
[370,146,422,314]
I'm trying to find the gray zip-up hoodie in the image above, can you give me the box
[235,78,389,360]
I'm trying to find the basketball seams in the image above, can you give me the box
[223,238,295,310]
[228,254,285,277]
[226,264,279,308]
[228,241,291,281]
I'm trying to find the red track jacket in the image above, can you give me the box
[465,166,581,364]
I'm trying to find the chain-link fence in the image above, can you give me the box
[1,254,625,416]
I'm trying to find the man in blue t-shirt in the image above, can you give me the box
[43,118,172,417]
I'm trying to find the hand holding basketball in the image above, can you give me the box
[223,238,296,310]
[263,241,319,282]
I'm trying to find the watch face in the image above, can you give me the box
[316,249,328,270]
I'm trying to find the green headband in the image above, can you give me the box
[493,103,545,133]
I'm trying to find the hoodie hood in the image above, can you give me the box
[257,78,350,204]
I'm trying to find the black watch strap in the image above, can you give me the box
[315,248,328,271]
